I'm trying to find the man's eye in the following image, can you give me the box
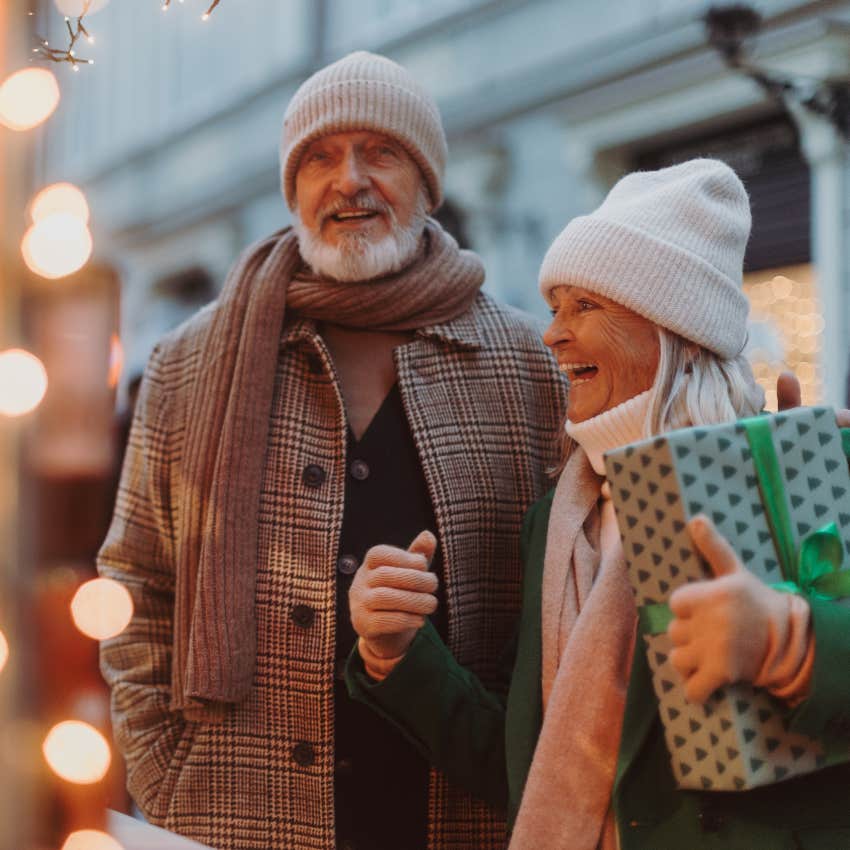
[307,151,329,163]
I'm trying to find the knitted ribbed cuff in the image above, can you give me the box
[755,594,814,706]
[357,637,405,682]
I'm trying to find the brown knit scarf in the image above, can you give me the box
[509,448,637,850]
[171,219,484,715]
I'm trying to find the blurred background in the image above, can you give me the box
[1,0,849,847]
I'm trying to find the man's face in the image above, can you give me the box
[295,130,424,250]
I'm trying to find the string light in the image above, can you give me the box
[42,720,111,784]
[34,13,95,69]
[0,68,60,130]
[0,349,48,417]
[0,629,8,674]
[70,578,133,640]
[161,0,222,19]
[62,832,124,850]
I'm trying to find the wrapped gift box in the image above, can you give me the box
[604,407,850,791]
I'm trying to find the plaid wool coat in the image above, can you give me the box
[98,291,567,850]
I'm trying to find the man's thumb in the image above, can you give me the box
[408,530,438,567]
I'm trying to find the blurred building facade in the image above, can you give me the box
[35,0,850,407]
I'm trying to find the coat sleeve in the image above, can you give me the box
[787,597,850,744]
[97,345,186,822]
[345,619,512,808]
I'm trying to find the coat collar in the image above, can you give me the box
[279,306,485,351]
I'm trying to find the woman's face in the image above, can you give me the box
[543,285,660,423]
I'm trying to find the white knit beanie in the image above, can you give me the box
[539,158,751,359]
[280,51,447,212]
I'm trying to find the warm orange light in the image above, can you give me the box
[0,629,8,674]
[30,183,90,225]
[0,349,48,417]
[0,68,60,131]
[107,333,123,390]
[21,213,93,279]
[71,578,133,640]
[42,720,111,784]
[61,830,124,850]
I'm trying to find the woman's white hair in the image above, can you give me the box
[643,328,764,436]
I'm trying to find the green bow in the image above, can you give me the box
[771,521,850,601]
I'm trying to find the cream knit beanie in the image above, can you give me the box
[280,51,447,212]
[539,158,751,358]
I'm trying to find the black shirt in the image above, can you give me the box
[334,383,447,850]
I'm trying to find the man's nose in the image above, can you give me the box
[334,151,371,196]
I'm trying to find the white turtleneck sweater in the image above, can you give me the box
[565,391,651,564]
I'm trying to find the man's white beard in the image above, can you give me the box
[294,189,428,283]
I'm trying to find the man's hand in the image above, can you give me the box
[777,370,850,427]
[349,531,438,680]
[667,516,793,704]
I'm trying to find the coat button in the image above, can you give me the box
[350,459,370,481]
[303,464,326,488]
[335,756,354,777]
[292,741,315,767]
[337,554,359,576]
[291,604,315,628]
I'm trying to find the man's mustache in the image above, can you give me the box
[318,193,393,225]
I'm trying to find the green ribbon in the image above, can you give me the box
[639,417,850,636]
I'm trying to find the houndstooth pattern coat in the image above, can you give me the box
[98,291,566,850]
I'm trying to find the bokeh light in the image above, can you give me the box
[61,831,124,850]
[0,630,8,674]
[0,349,48,417]
[107,333,124,390]
[21,213,93,279]
[71,578,133,640]
[30,183,90,225]
[42,720,111,784]
[0,68,60,131]
[54,0,112,16]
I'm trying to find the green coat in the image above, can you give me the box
[347,489,850,849]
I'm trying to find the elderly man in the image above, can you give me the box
[98,52,565,850]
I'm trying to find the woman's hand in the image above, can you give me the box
[349,531,439,681]
[667,515,806,704]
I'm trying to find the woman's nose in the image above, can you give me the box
[543,315,572,348]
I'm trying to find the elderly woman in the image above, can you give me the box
[346,159,850,849]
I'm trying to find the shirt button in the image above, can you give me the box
[335,757,354,777]
[697,807,724,833]
[337,554,359,576]
[350,459,370,481]
[292,741,315,767]
[291,604,315,628]
[303,464,326,488]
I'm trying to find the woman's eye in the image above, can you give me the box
[577,300,595,311]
